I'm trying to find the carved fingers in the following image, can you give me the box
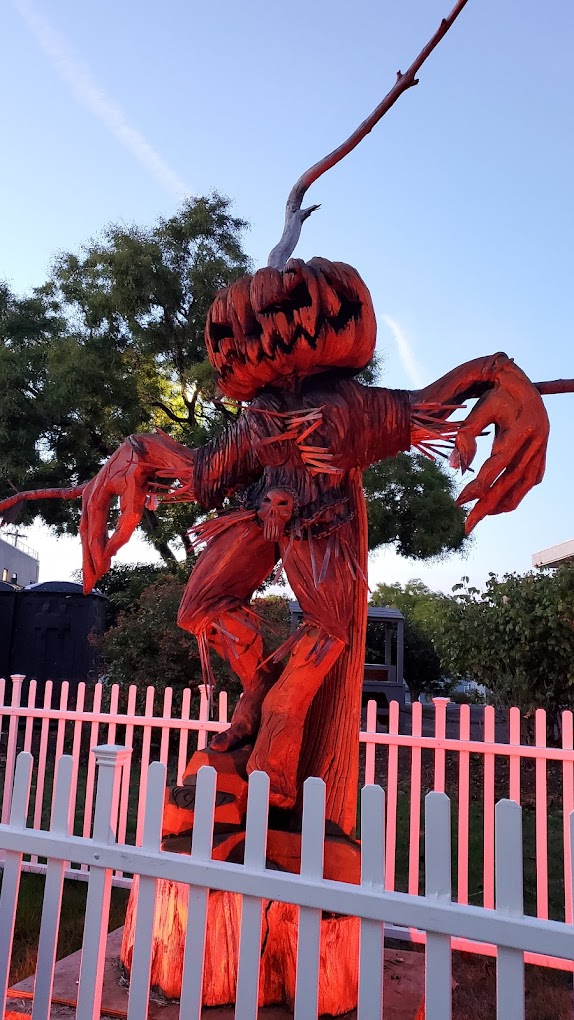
[80,443,153,593]
[454,360,549,533]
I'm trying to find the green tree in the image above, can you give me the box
[368,580,451,698]
[364,452,466,557]
[438,566,574,732]
[0,194,250,559]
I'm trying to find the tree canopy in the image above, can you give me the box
[438,567,574,725]
[0,193,468,565]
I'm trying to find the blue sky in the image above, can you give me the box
[1,0,572,593]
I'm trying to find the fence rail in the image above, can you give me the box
[0,747,573,1020]
[1,676,573,972]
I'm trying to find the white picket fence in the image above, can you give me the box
[3,675,574,972]
[0,746,573,1020]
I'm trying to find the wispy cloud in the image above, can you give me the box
[381,314,426,389]
[14,0,188,200]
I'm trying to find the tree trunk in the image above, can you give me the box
[141,507,177,566]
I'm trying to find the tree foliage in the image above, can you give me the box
[368,580,449,698]
[0,195,250,556]
[364,453,466,557]
[438,567,574,724]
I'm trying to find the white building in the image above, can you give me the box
[0,532,40,587]
[532,539,574,569]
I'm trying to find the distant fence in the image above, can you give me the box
[1,676,574,971]
[1,747,573,1020]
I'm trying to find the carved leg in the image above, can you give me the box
[248,625,345,808]
[248,529,354,809]
[177,518,280,751]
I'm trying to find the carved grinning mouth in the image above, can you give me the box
[209,290,363,377]
[205,258,376,398]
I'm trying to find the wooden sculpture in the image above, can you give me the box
[0,0,571,1012]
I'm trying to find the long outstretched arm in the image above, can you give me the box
[358,353,549,535]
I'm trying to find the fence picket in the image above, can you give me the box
[177,688,192,785]
[1,675,25,824]
[218,689,228,724]
[179,765,217,1020]
[457,704,470,905]
[135,687,155,847]
[0,751,33,1020]
[106,685,119,744]
[126,761,165,1020]
[509,707,521,804]
[409,701,423,897]
[294,778,325,1020]
[358,784,385,1020]
[235,771,270,1019]
[82,683,103,850]
[53,682,69,786]
[197,685,209,750]
[385,701,399,892]
[495,800,525,1020]
[159,688,173,766]
[433,698,448,793]
[117,684,137,855]
[23,679,37,753]
[68,683,86,838]
[32,756,74,1020]
[76,745,132,1020]
[364,699,377,786]
[562,711,574,925]
[31,681,53,865]
[425,792,452,1020]
[483,705,496,910]
[535,709,549,920]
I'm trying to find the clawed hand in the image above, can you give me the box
[79,431,197,592]
[80,439,156,593]
[452,359,549,533]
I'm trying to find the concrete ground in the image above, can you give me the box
[8,929,425,1019]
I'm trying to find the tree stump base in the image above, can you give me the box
[121,879,360,1015]
[120,829,362,1015]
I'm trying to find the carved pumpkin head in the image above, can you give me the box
[205,257,376,400]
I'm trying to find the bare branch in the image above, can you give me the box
[151,400,189,424]
[535,379,574,395]
[267,0,471,269]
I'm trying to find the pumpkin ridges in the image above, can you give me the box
[205,258,376,401]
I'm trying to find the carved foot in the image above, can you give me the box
[209,688,267,752]
[162,746,251,839]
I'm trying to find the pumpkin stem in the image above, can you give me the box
[267,0,471,270]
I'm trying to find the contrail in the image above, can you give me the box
[381,314,426,389]
[13,0,188,201]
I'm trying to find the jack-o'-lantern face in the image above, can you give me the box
[205,257,376,400]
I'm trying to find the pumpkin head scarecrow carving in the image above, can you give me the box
[27,280,548,817]
[0,1,561,831]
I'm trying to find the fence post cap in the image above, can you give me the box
[432,697,451,704]
[9,674,25,682]
[92,744,133,766]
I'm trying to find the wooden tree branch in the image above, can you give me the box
[267,0,471,270]
[151,400,189,424]
[535,379,574,395]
